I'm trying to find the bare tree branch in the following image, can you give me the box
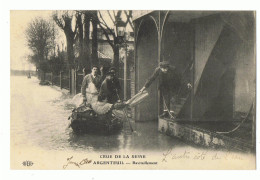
[99,24,114,48]
[107,10,116,25]
[53,13,65,30]
[88,11,114,33]
[124,10,134,31]
[52,10,77,68]
[112,10,116,19]
[129,17,134,30]
[73,14,79,38]
[116,10,122,18]
[97,11,116,38]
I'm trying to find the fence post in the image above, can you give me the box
[51,72,53,85]
[69,69,71,94]
[124,44,127,100]
[70,69,76,95]
[75,70,77,95]
[60,71,62,89]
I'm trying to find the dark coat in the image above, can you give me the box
[144,66,181,93]
[98,77,121,104]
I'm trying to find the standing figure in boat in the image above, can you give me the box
[99,67,121,104]
[81,65,113,115]
[81,65,102,104]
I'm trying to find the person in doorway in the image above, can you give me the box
[140,61,192,118]
[98,67,121,104]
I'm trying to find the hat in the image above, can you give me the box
[109,67,116,72]
[106,71,115,76]
[159,61,170,68]
[91,65,99,69]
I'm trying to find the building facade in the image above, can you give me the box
[132,11,255,151]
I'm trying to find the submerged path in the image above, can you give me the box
[11,76,189,153]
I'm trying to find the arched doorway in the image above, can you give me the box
[160,13,193,118]
[136,17,159,121]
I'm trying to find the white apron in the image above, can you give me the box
[85,82,113,115]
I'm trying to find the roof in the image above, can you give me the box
[98,51,112,60]
[132,10,153,21]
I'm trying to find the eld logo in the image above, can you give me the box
[22,161,34,167]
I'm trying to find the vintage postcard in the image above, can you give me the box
[10,10,256,170]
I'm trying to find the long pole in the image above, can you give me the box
[115,89,133,132]
[124,42,128,100]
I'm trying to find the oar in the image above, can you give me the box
[115,89,133,132]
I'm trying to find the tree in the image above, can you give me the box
[49,48,66,75]
[74,11,84,70]
[91,11,98,67]
[93,10,134,71]
[82,11,91,71]
[74,10,99,72]
[25,17,53,70]
[53,11,78,69]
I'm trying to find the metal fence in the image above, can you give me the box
[76,73,84,94]
[61,72,70,90]
[45,72,52,83]
[42,69,132,97]
[52,73,61,87]
[43,71,70,90]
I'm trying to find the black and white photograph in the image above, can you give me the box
[7,7,257,171]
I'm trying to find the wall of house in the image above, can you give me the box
[162,22,192,75]
[223,12,256,114]
[192,13,255,120]
[161,21,193,117]
[234,42,255,113]
[135,18,159,121]
[193,14,225,93]
[89,41,114,60]
[133,12,255,122]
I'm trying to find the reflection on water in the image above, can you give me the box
[11,76,188,153]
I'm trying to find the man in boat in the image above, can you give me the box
[98,67,121,104]
[80,65,124,115]
[81,65,103,104]
[140,61,192,118]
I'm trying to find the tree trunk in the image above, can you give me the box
[83,12,91,72]
[113,37,120,72]
[77,14,84,70]
[113,44,120,72]
[91,11,98,67]
[65,33,74,69]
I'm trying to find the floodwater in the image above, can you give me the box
[11,76,189,153]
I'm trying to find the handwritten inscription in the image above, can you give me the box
[63,156,92,169]
[162,149,244,162]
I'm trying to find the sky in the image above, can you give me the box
[10,11,55,70]
[10,10,131,71]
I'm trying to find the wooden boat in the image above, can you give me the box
[69,91,149,134]
[68,103,125,134]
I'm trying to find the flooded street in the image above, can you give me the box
[11,76,189,153]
